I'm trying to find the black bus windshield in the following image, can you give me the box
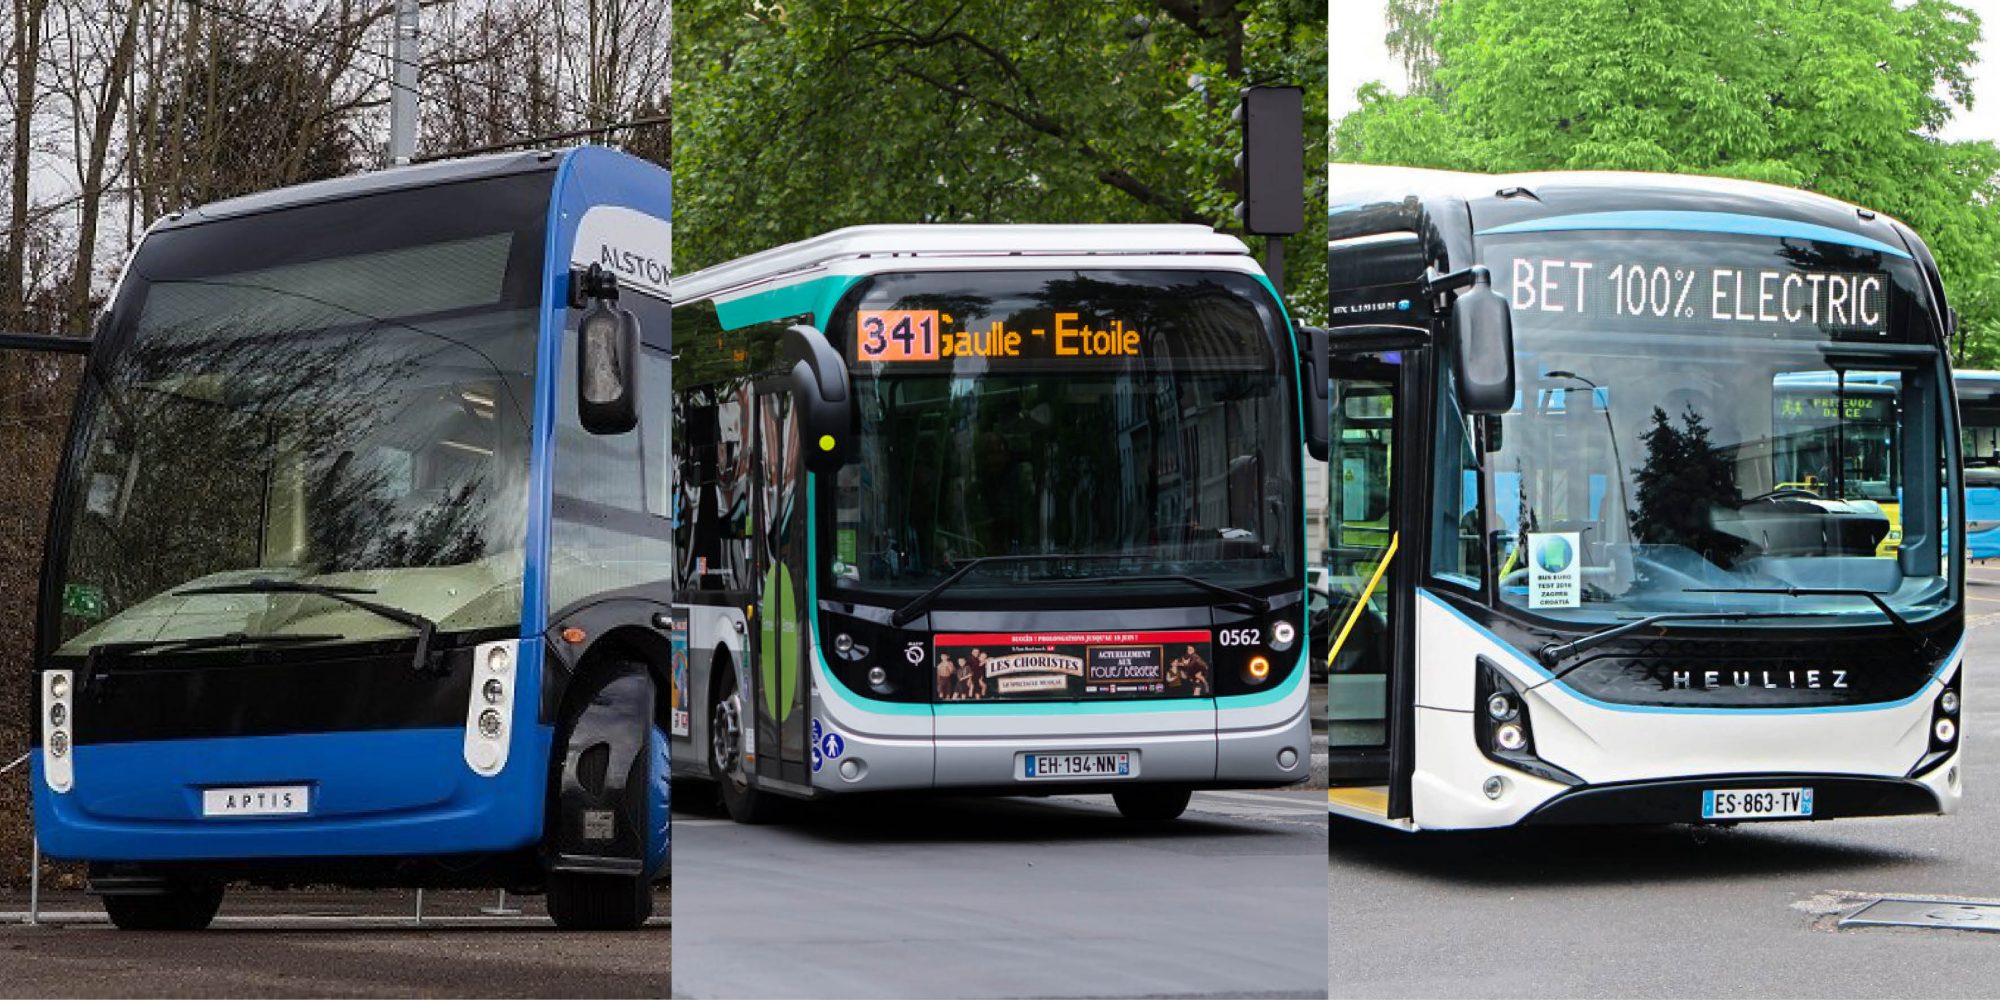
[823,268,1299,599]
[51,174,552,654]
[1473,230,1954,626]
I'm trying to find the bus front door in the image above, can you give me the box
[1324,348,1416,824]
[751,387,816,791]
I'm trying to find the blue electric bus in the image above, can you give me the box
[1324,167,1964,830]
[30,146,672,929]
[1953,370,2000,559]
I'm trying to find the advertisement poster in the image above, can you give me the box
[932,630,1213,701]
[669,608,691,736]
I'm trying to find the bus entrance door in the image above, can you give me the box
[1324,346,1417,826]
[751,387,816,791]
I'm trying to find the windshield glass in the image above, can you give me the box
[53,174,551,653]
[1475,230,1952,625]
[824,268,1298,598]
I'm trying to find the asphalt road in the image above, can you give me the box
[0,889,669,998]
[672,788,1328,999]
[1327,565,2000,999]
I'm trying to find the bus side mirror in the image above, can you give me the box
[1449,269,1515,415]
[574,265,640,436]
[1298,323,1329,462]
[780,324,852,475]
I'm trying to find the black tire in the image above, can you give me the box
[1113,787,1193,822]
[101,882,224,931]
[547,871,653,931]
[710,663,782,824]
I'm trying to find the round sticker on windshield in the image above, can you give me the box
[1537,535,1573,572]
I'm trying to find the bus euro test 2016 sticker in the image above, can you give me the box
[1527,532,1582,609]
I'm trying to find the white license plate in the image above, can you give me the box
[1701,786,1813,821]
[202,784,310,817]
[1019,751,1136,780]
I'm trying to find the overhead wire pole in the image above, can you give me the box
[388,0,419,164]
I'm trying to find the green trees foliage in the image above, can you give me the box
[674,0,1329,321]
[1335,0,2000,363]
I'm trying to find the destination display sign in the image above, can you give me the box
[1777,392,1892,424]
[855,308,1145,364]
[1502,256,1891,337]
[932,630,1213,701]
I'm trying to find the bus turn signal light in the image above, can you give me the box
[561,627,586,645]
[1247,656,1271,680]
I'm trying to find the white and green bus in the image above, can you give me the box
[667,225,1317,822]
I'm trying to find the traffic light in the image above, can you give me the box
[1232,86,1304,236]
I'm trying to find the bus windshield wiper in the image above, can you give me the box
[890,555,1271,626]
[81,632,345,693]
[1682,586,1940,658]
[1535,609,1847,674]
[1039,574,1271,614]
[175,578,441,674]
[887,554,1112,626]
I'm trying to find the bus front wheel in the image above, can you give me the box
[102,882,224,931]
[711,666,781,824]
[1113,788,1192,822]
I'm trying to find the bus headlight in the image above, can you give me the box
[1270,620,1296,652]
[1935,717,1957,744]
[1246,656,1272,681]
[465,640,516,777]
[1940,690,1959,716]
[41,669,74,793]
[1474,657,1582,788]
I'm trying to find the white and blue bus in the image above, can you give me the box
[1323,168,1964,830]
[30,146,673,928]
[667,225,1318,823]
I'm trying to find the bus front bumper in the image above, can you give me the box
[1520,771,1949,826]
[808,705,1313,793]
[30,727,551,863]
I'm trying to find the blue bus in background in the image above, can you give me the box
[1955,370,2000,560]
[1765,369,2000,561]
[30,146,672,930]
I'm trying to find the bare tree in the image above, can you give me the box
[3,0,52,326]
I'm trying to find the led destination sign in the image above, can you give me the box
[856,308,1144,364]
[1777,393,1891,423]
[1504,256,1890,336]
